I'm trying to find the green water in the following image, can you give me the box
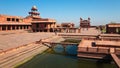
[16,45,117,68]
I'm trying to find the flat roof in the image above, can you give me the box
[0,23,31,25]
[32,21,54,23]
[100,34,120,37]
[32,18,56,23]
[0,14,23,18]
[107,23,120,27]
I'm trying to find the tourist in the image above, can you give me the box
[55,29,57,35]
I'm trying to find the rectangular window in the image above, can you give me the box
[19,19,23,22]
[7,18,10,21]
[16,19,19,22]
[12,18,15,21]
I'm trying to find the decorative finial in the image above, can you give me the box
[80,18,82,20]
[88,17,90,20]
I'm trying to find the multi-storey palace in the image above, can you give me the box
[0,14,31,31]
[0,6,56,32]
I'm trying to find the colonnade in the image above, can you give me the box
[0,25,31,31]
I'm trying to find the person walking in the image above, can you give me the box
[54,29,57,35]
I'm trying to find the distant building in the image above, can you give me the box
[61,23,74,28]
[80,17,91,28]
[106,23,120,34]
[56,22,79,33]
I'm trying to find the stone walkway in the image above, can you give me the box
[0,31,55,52]
[0,31,56,68]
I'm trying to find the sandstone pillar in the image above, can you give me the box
[6,25,8,31]
[18,26,21,30]
[0,26,2,31]
[10,26,12,30]
[50,24,51,28]
[15,26,17,30]
[47,29,50,32]
[28,26,31,30]
[74,29,76,33]
[22,26,24,30]
[26,26,28,29]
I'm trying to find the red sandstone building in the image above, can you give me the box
[0,6,56,32]
[1,5,120,35]
[61,23,74,28]
[32,18,56,32]
[0,15,31,31]
[29,6,56,32]
[106,23,120,34]
[56,23,80,33]
[80,17,91,28]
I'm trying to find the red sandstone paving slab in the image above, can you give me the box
[0,32,54,51]
[78,40,94,47]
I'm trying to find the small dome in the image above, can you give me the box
[31,5,37,10]
[32,5,37,9]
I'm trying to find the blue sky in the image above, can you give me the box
[0,0,120,26]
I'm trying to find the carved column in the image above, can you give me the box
[5,25,8,31]
[15,26,17,30]
[18,26,21,30]
[28,26,31,30]
[26,26,28,29]
[22,26,24,30]
[47,29,50,32]
[10,25,12,30]
[0,26,1,31]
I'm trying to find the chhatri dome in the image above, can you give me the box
[31,5,38,11]
[29,5,40,17]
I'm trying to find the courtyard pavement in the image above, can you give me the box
[0,30,55,52]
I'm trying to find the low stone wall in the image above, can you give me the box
[78,47,110,54]
[84,38,120,41]
[77,52,107,59]
[77,47,111,59]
